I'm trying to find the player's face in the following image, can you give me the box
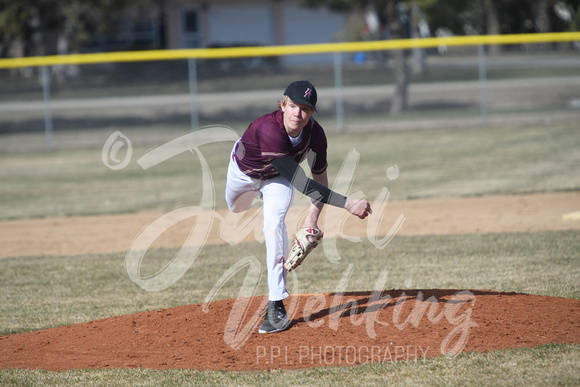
[281,98,313,136]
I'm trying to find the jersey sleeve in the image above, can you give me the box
[308,121,328,174]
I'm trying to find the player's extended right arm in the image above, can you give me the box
[270,156,347,208]
[271,156,372,219]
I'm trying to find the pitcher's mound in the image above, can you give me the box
[1,290,579,371]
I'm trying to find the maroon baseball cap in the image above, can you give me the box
[284,80,317,111]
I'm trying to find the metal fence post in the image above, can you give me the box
[333,52,345,132]
[41,66,54,150]
[188,58,200,131]
[478,45,489,125]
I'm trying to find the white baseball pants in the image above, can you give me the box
[225,141,294,301]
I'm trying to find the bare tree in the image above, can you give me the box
[388,0,410,114]
[482,0,501,56]
[302,0,412,114]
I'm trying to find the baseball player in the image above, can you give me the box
[225,80,372,334]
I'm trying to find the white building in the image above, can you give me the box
[163,0,349,64]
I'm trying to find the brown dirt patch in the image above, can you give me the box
[0,192,579,371]
[0,291,578,371]
[1,192,579,259]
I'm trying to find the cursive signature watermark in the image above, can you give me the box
[102,127,476,357]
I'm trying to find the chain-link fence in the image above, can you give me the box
[0,33,579,220]
[1,34,579,154]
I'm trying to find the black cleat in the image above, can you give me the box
[258,300,290,334]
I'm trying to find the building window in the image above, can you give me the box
[181,8,201,48]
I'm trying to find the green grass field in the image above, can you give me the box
[1,120,579,385]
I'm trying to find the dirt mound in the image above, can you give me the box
[1,290,579,371]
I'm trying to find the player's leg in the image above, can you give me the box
[225,142,260,213]
[260,175,294,300]
[258,175,294,333]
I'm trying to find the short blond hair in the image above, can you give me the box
[279,95,290,109]
[279,95,314,114]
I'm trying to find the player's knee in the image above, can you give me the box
[263,214,286,235]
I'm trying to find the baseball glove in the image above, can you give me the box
[284,227,323,271]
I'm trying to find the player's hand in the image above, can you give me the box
[345,198,372,219]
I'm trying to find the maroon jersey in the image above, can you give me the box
[234,110,328,180]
